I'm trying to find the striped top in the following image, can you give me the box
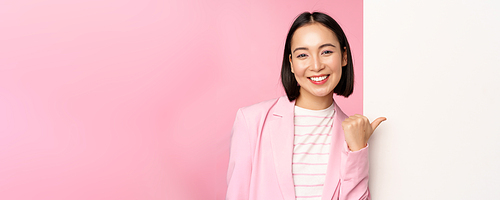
[293,103,335,200]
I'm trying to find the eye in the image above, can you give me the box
[321,50,333,55]
[296,53,307,58]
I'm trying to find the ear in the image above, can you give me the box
[342,47,348,67]
[289,54,294,73]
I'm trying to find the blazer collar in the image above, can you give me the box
[321,102,348,199]
[270,96,296,200]
[269,95,348,200]
[271,95,295,117]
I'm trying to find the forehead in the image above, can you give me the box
[291,23,339,48]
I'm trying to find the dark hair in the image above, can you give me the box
[281,12,354,101]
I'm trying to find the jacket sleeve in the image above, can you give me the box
[339,141,371,200]
[226,109,252,200]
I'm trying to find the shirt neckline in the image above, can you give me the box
[294,102,335,115]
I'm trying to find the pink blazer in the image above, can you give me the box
[226,96,370,200]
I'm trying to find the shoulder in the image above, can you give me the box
[238,96,284,118]
[240,96,282,112]
[231,96,287,141]
[234,95,294,125]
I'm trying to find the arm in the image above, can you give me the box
[226,109,252,200]
[339,114,386,200]
[339,141,370,200]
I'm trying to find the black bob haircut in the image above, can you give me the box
[281,12,354,101]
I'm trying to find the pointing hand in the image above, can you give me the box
[342,115,386,151]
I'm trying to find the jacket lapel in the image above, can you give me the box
[269,96,296,200]
[321,101,348,199]
[269,96,349,200]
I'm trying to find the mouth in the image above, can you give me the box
[307,74,330,85]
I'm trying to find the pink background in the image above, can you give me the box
[0,1,362,199]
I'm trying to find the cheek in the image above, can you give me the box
[292,64,307,78]
[326,57,343,71]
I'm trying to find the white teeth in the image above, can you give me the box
[310,75,328,82]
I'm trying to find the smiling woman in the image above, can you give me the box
[289,23,347,110]
[226,12,385,200]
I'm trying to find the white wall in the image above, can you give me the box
[364,1,500,199]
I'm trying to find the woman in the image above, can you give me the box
[226,12,385,200]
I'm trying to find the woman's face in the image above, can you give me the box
[289,23,347,99]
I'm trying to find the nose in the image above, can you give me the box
[310,55,324,72]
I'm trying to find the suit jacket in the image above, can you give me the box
[226,95,370,200]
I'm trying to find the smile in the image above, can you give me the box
[308,75,330,85]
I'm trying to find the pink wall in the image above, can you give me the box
[0,1,362,199]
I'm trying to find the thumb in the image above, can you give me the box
[370,117,387,131]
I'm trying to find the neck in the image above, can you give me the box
[295,91,334,110]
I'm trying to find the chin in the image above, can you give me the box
[311,90,334,97]
[299,84,335,98]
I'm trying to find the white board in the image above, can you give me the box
[365,1,500,199]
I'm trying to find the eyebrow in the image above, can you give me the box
[319,43,336,49]
[292,43,337,53]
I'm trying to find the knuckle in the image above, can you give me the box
[343,123,353,129]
